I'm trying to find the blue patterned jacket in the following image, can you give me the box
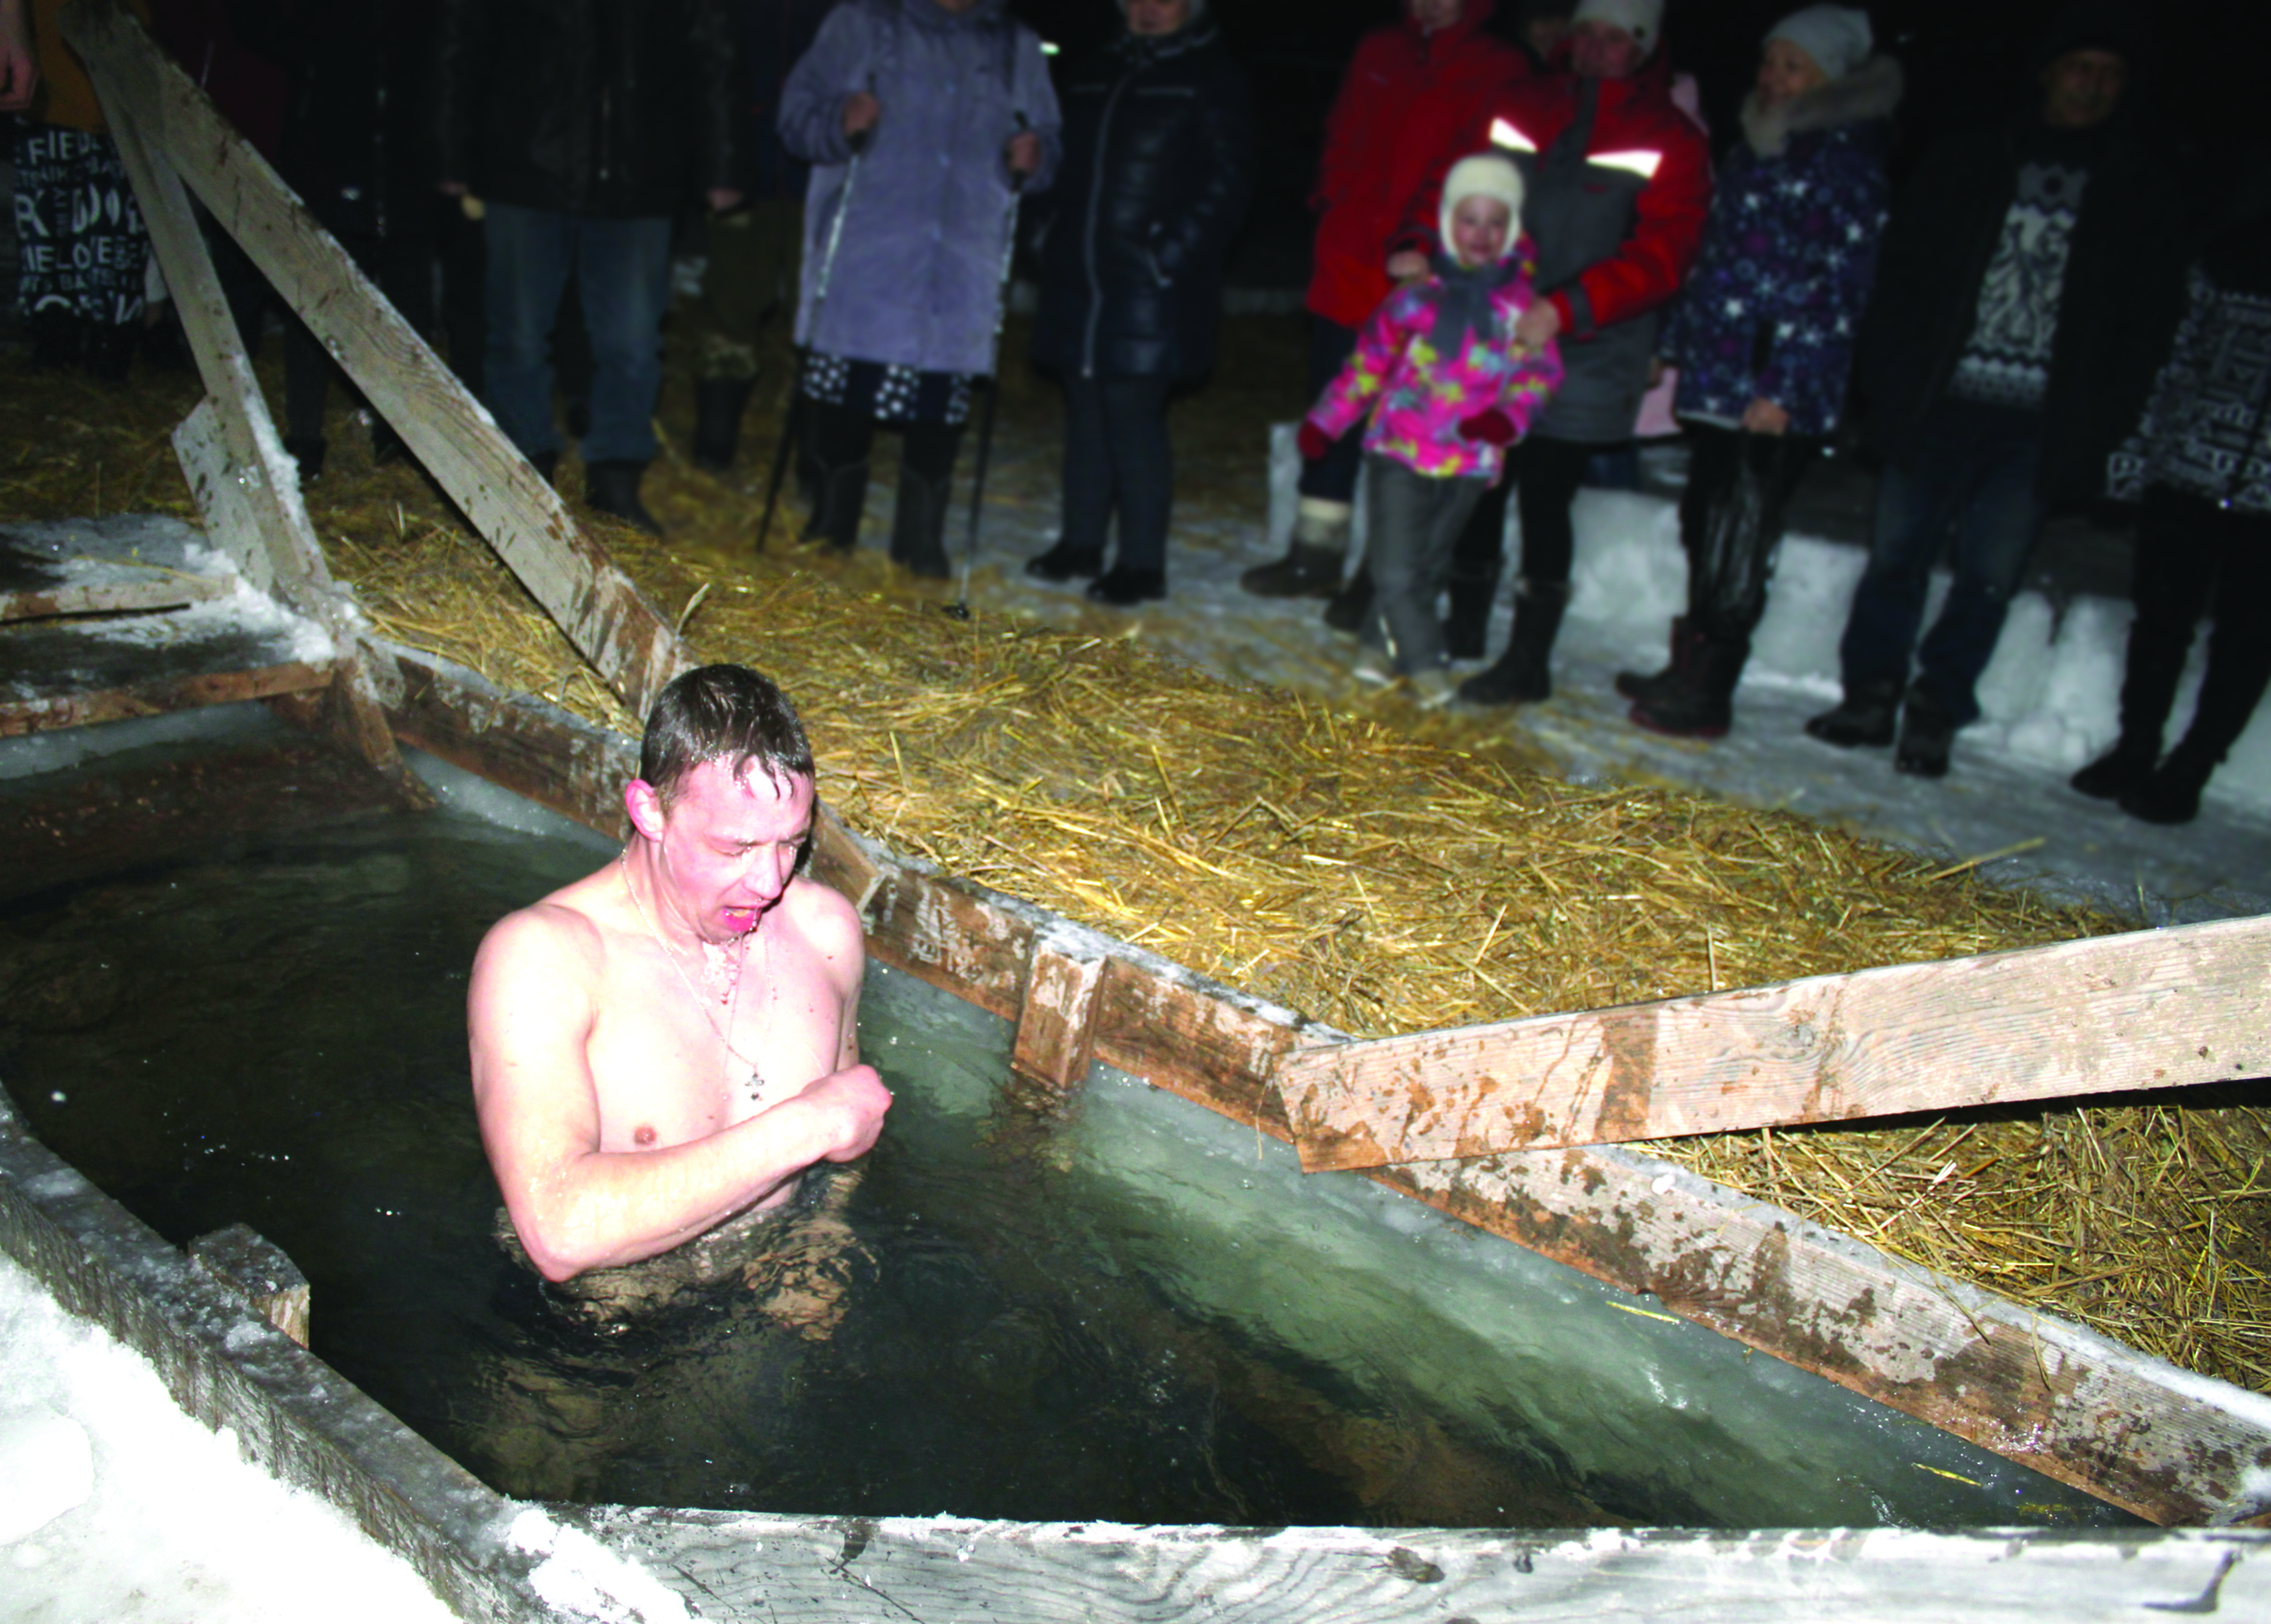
[1659,58,1899,438]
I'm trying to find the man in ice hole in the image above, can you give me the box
[469,663,891,1285]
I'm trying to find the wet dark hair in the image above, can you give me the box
[638,664,814,810]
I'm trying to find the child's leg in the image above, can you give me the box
[1366,460,1482,674]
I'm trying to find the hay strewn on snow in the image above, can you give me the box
[4,324,2264,1397]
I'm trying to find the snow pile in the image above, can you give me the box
[1264,434,2271,816]
[0,1254,460,1624]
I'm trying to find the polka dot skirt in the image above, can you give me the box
[802,351,975,427]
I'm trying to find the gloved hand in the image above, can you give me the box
[1458,409,1517,446]
[1296,421,1333,461]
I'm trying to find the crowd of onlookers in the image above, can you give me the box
[3,0,2266,821]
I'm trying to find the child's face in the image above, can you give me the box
[1450,196,1512,268]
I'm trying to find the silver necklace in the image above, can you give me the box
[620,849,771,1102]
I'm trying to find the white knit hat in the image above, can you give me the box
[1766,5,1874,80]
[1437,152,1527,259]
[1571,0,1665,54]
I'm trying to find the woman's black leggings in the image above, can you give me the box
[1061,374,1175,571]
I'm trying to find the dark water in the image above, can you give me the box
[0,789,2135,1530]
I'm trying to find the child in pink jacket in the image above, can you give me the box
[1301,151,1562,705]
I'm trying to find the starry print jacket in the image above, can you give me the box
[1306,243,1563,482]
[1658,57,1899,439]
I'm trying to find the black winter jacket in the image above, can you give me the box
[230,0,442,240]
[436,0,740,219]
[1030,23,1254,381]
[1856,115,2188,501]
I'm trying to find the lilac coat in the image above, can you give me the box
[780,0,1061,376]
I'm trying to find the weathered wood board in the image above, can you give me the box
[0,517,231,622]
[565,1505,2270,1624]
[0,1097,556,1624]
[353,645,2271,1529]
[0,606,332,737]
[1278,916,2271,1171]
[65,0,688,722]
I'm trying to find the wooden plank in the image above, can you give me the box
[566,1506,2271,1624]
[0,603,335,736]
[1279,914,2271,1173]
[82,55,422,805]
[0,1101,558,1624]
[0,518,229,622]
[347,653,2271,1527]
[64,0,687,722]
[1011,932,1111,1089]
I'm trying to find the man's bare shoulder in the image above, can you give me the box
[472,865,618,991]
[781,875,864,976]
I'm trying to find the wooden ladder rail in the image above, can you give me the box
[63,0,690,738]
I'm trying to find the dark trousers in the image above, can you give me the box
[1297,316,1365,506]
[1677,422,1822,638]
[1365,456,1488,671]
[1451,434,1595,585]
[2120,485,2271,759]
[483,204,673,464]
[1838,397,2048,724]
[1061,374,1175,571]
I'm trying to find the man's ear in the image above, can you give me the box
[625,779,667,842]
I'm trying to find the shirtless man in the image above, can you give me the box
[469,663,892,1283]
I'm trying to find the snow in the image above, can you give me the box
[0,1255,460,1624]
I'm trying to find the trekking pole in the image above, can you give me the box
[943,115,1029,619]
[757,89,873,551]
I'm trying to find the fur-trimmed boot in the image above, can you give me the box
[1241,497,1351,599]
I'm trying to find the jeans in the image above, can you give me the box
[483,204,673,464]
[1365,456,1488,672]
[1838,399,2049,725]
[1297,316,1365,506]
[1061,375,1175,571]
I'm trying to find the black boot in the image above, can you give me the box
[1025,540,1105,582]
[799,401,874,553]
[1630,633,1749,738]
[1894,686,1958,778]
[284,436,328,484]
[1442,560,1501,662]
[1616,616,1699,704]
[1458,579,1570,707]
[2071,737,2160,801]
[586,460,663,537]
[1804,679,1902,748]
[890,462,954,580]
[1088,567,1166,606]
[2120,738,2219,825]
[692,376,757,473]
[1323,565,1375,635]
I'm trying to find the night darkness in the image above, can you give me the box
[1010,0,2256,281]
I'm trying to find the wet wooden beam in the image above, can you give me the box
[1279,914,2271,1172]
[189,1224,312,1349]
[567,1506,2270,1623]
[80,58,423,807]
[0,609,332,737]
[1011,930,1111,1090]
[64,0,687,722]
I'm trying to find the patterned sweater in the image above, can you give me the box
[1306,247,1562,481]
[2109,260,2271,515]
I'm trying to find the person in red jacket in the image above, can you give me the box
[1398,0,1711,705]
[1240,0,1527,601]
